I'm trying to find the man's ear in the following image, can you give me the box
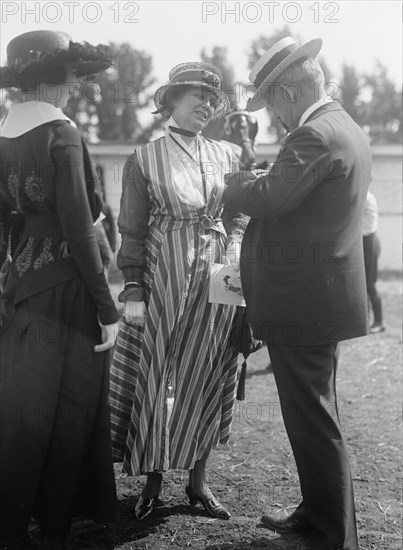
[282,84,299,103]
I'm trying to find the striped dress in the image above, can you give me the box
[110,135,247,476]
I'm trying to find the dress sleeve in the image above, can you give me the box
[50,122,119,325]
[116,150,150,302]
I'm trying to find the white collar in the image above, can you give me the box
[298,96,334,127]
[1,101,76,138]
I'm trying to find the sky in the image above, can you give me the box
[1,1,401,131]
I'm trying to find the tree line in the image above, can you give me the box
[2,27,400,144]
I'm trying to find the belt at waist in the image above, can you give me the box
[151,214,225,233]
[23,214,64,239]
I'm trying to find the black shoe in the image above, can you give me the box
[185,485,230,520]
[134,495,163,520]
[134,472,163,520]
[261,509,312,535]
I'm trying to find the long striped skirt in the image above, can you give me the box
[109,224,239,475]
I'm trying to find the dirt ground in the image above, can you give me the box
[29,275,402,549]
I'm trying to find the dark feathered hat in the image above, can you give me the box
[0,30,113,88]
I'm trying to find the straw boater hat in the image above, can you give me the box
[153,62,230,120]
[0,30,113,88]
[247,36,322,112]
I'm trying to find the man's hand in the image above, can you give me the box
[224,170,257,187]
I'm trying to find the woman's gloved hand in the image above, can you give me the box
[224,237,241,270]
[123,300,147,326]
[94,320,119,352]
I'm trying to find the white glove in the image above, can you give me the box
[123,300,147,326]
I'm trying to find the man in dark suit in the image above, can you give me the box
[223,37,371,550]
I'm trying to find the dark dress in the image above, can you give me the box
[0,118,119,546]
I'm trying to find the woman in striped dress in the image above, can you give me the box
[109,62,247,521]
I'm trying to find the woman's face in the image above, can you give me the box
[55,64,80,108]
[171,87,218,133]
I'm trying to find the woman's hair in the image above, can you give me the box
[6,65,67,93]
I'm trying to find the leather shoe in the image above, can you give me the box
[185,485,231,520]
[134,495,163,520]
[261,509,312,535]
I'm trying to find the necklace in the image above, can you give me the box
[169,133,207,201]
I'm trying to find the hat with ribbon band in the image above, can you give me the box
[153,62,230,120]
[247,36,322,112]
[1,30,113,88]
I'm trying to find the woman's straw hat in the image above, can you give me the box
[153,62,230,120]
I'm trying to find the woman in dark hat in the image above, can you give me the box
[109,62,248,521]
[0,31,118,549]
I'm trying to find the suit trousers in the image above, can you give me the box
[267,343,358,550]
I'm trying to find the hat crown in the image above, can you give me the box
[249,36,297,82]
[7,30,72,66]
[169,62,223,88]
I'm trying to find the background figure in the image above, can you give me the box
[222,110,257,169]
[95,163,118,254]
[363,190,385,333]
[221,109,269,171]
[94,163,117,273]
[109,62,247,522]
[223,37,372,550]
[0,31,118,550]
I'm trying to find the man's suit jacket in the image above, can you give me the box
[223,103,372,345]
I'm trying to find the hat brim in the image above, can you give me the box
[0,61,110,88]
[247,38,322,112]
[0,40,113,88]
[154,81,230,120]
[74,61,111,77]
